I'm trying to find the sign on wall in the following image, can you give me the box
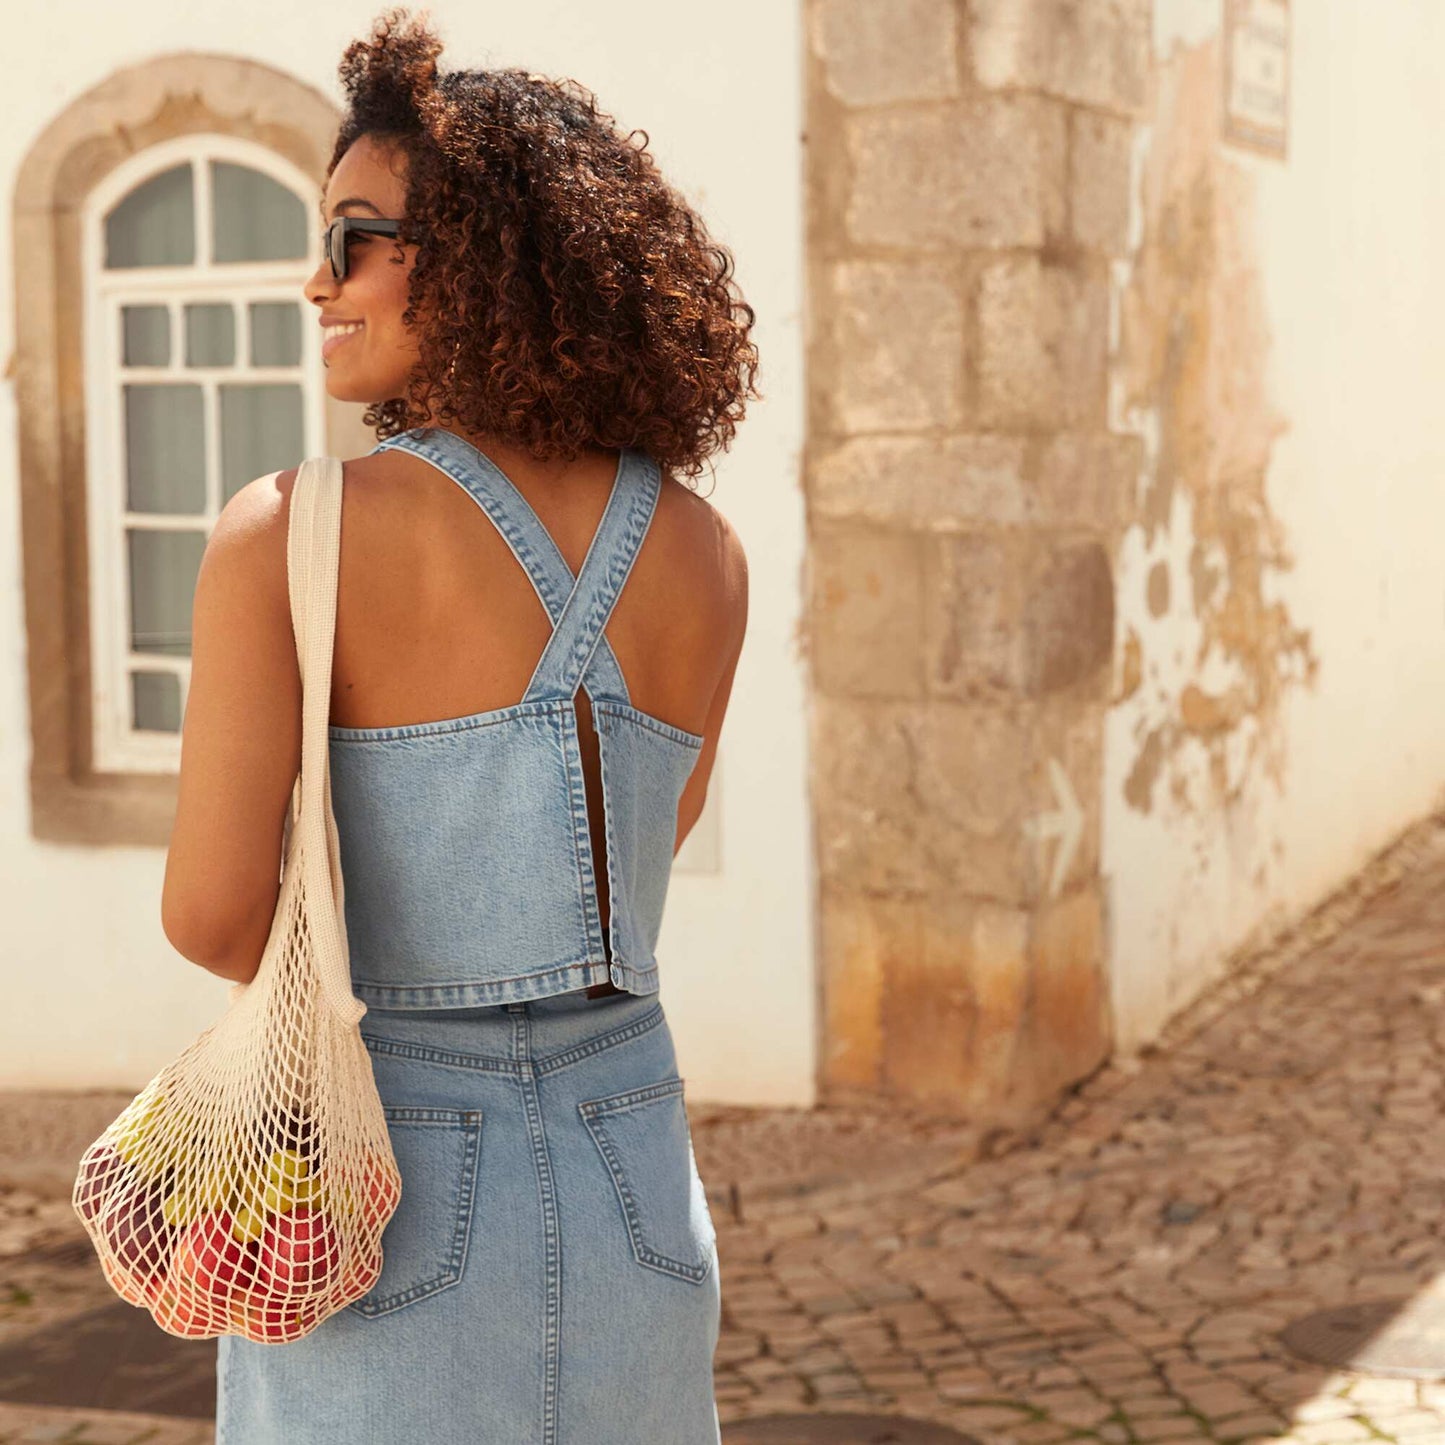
[1223,0,1290,159]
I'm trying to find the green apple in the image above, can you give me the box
[261,1148,319,1216]
[230,1203,268,1246]
[112,1090,171,1179]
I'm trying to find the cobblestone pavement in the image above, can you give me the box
[3,813,1445,1444]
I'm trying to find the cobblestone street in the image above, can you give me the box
[3,814,1445,1444]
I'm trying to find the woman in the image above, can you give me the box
[162,8,756,1441]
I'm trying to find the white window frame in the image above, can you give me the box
[84,133,326,775]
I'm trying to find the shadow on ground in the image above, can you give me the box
[0,1293,214,1418]
[722,1415,978,1442]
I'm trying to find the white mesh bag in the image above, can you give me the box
[71,455,401,1343]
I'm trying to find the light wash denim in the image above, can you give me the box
[215,428,722,1441]
[216,991,723,1443]
[326,425,705,1010]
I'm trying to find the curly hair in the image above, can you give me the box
[326,6,762,487]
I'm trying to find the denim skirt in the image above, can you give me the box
[215,988,723,1444]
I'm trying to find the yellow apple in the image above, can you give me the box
[261,1147,319,1216]
[112,1090,172,1179]
[229,1202,268,1246]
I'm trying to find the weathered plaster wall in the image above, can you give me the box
[1103,1,1445,1048]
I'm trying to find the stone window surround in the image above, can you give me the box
[15,54,372,846]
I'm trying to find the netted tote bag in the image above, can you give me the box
[71,455,401,1343]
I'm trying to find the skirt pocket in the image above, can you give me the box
[578,1076,715,1285]
[345,1104,483,1319]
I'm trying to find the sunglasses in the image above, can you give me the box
[321,217,403,281]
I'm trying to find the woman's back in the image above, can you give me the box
[327,441,740,753]
[313,428,746,1003]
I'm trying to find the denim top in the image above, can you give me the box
[325,426,704,1010]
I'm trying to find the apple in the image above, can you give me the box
[358,1153,401,1228]
[255,1203,341,1296]
[74,1143,134,1226]
[160,1160,236,1229]
[230,1288,317,1343]
[229,1201,268,1246]
[339,1250,383,1304]
[112,1089,173,1180]
[315,1168,359,1220]
[98,1178,177,1306]
[261,1148,320,1216]
[152,1270,220,1339]
[160,1184,203,1229]
[101,1249,151,1309]
[171,1210,251,1303]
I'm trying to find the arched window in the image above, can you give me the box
[17,55,356,844]
[87,137,324,772]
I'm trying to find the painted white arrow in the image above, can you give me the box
[1023,756,1083,899]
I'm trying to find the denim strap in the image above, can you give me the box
[371,427,653,705]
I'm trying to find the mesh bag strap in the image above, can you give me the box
[286,456,363,1025]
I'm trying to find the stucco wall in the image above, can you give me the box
[1103,0,1445,1048]
[0,3,810,1103]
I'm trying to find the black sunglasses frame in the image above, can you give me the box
[322,218,403,281]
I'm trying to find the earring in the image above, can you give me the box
[446,338,460,380]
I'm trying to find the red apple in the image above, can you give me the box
[230,1288,318,1343]
[255,1203,341,1296]
[152,1270,220,1339]
[339,1250,383,1304]
[74,1143,134,1226]
[100,1250,150,1309]
[170,1210,251,1303]
[359,1153,401,1229]
[98,1177,178,1306]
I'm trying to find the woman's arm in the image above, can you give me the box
[160,468,304,986]
[675,511,748,854]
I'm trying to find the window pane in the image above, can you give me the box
[124,385,205,514]
[211,162,307,265]
[132,671,182,733]
[121,305,170,366]
[128,530,206,657]
[219,384,304,502]
[185,303,235,367]
[250,301,302,366]
[105,164,195,269]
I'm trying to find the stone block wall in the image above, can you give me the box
[804,0,1149,1123]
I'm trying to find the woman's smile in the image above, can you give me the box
[321,322,365,361]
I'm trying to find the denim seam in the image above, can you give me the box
[552,478,653,698]
[359,1002,665,1076]
[511,1013,562,1444]
[360,1035,520,1073]
[351,954,616,996]
[555,706,607,964]
[328,696,570,743]
[529,452,651,702]
[591,698,706,750]
[402,435,570,623]
[350,967,658,1010]
[577,1075,686,1117]
[595,719,626,977]
[532,1004,667,1076]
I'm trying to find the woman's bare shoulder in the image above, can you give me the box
[655,471,748,638]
